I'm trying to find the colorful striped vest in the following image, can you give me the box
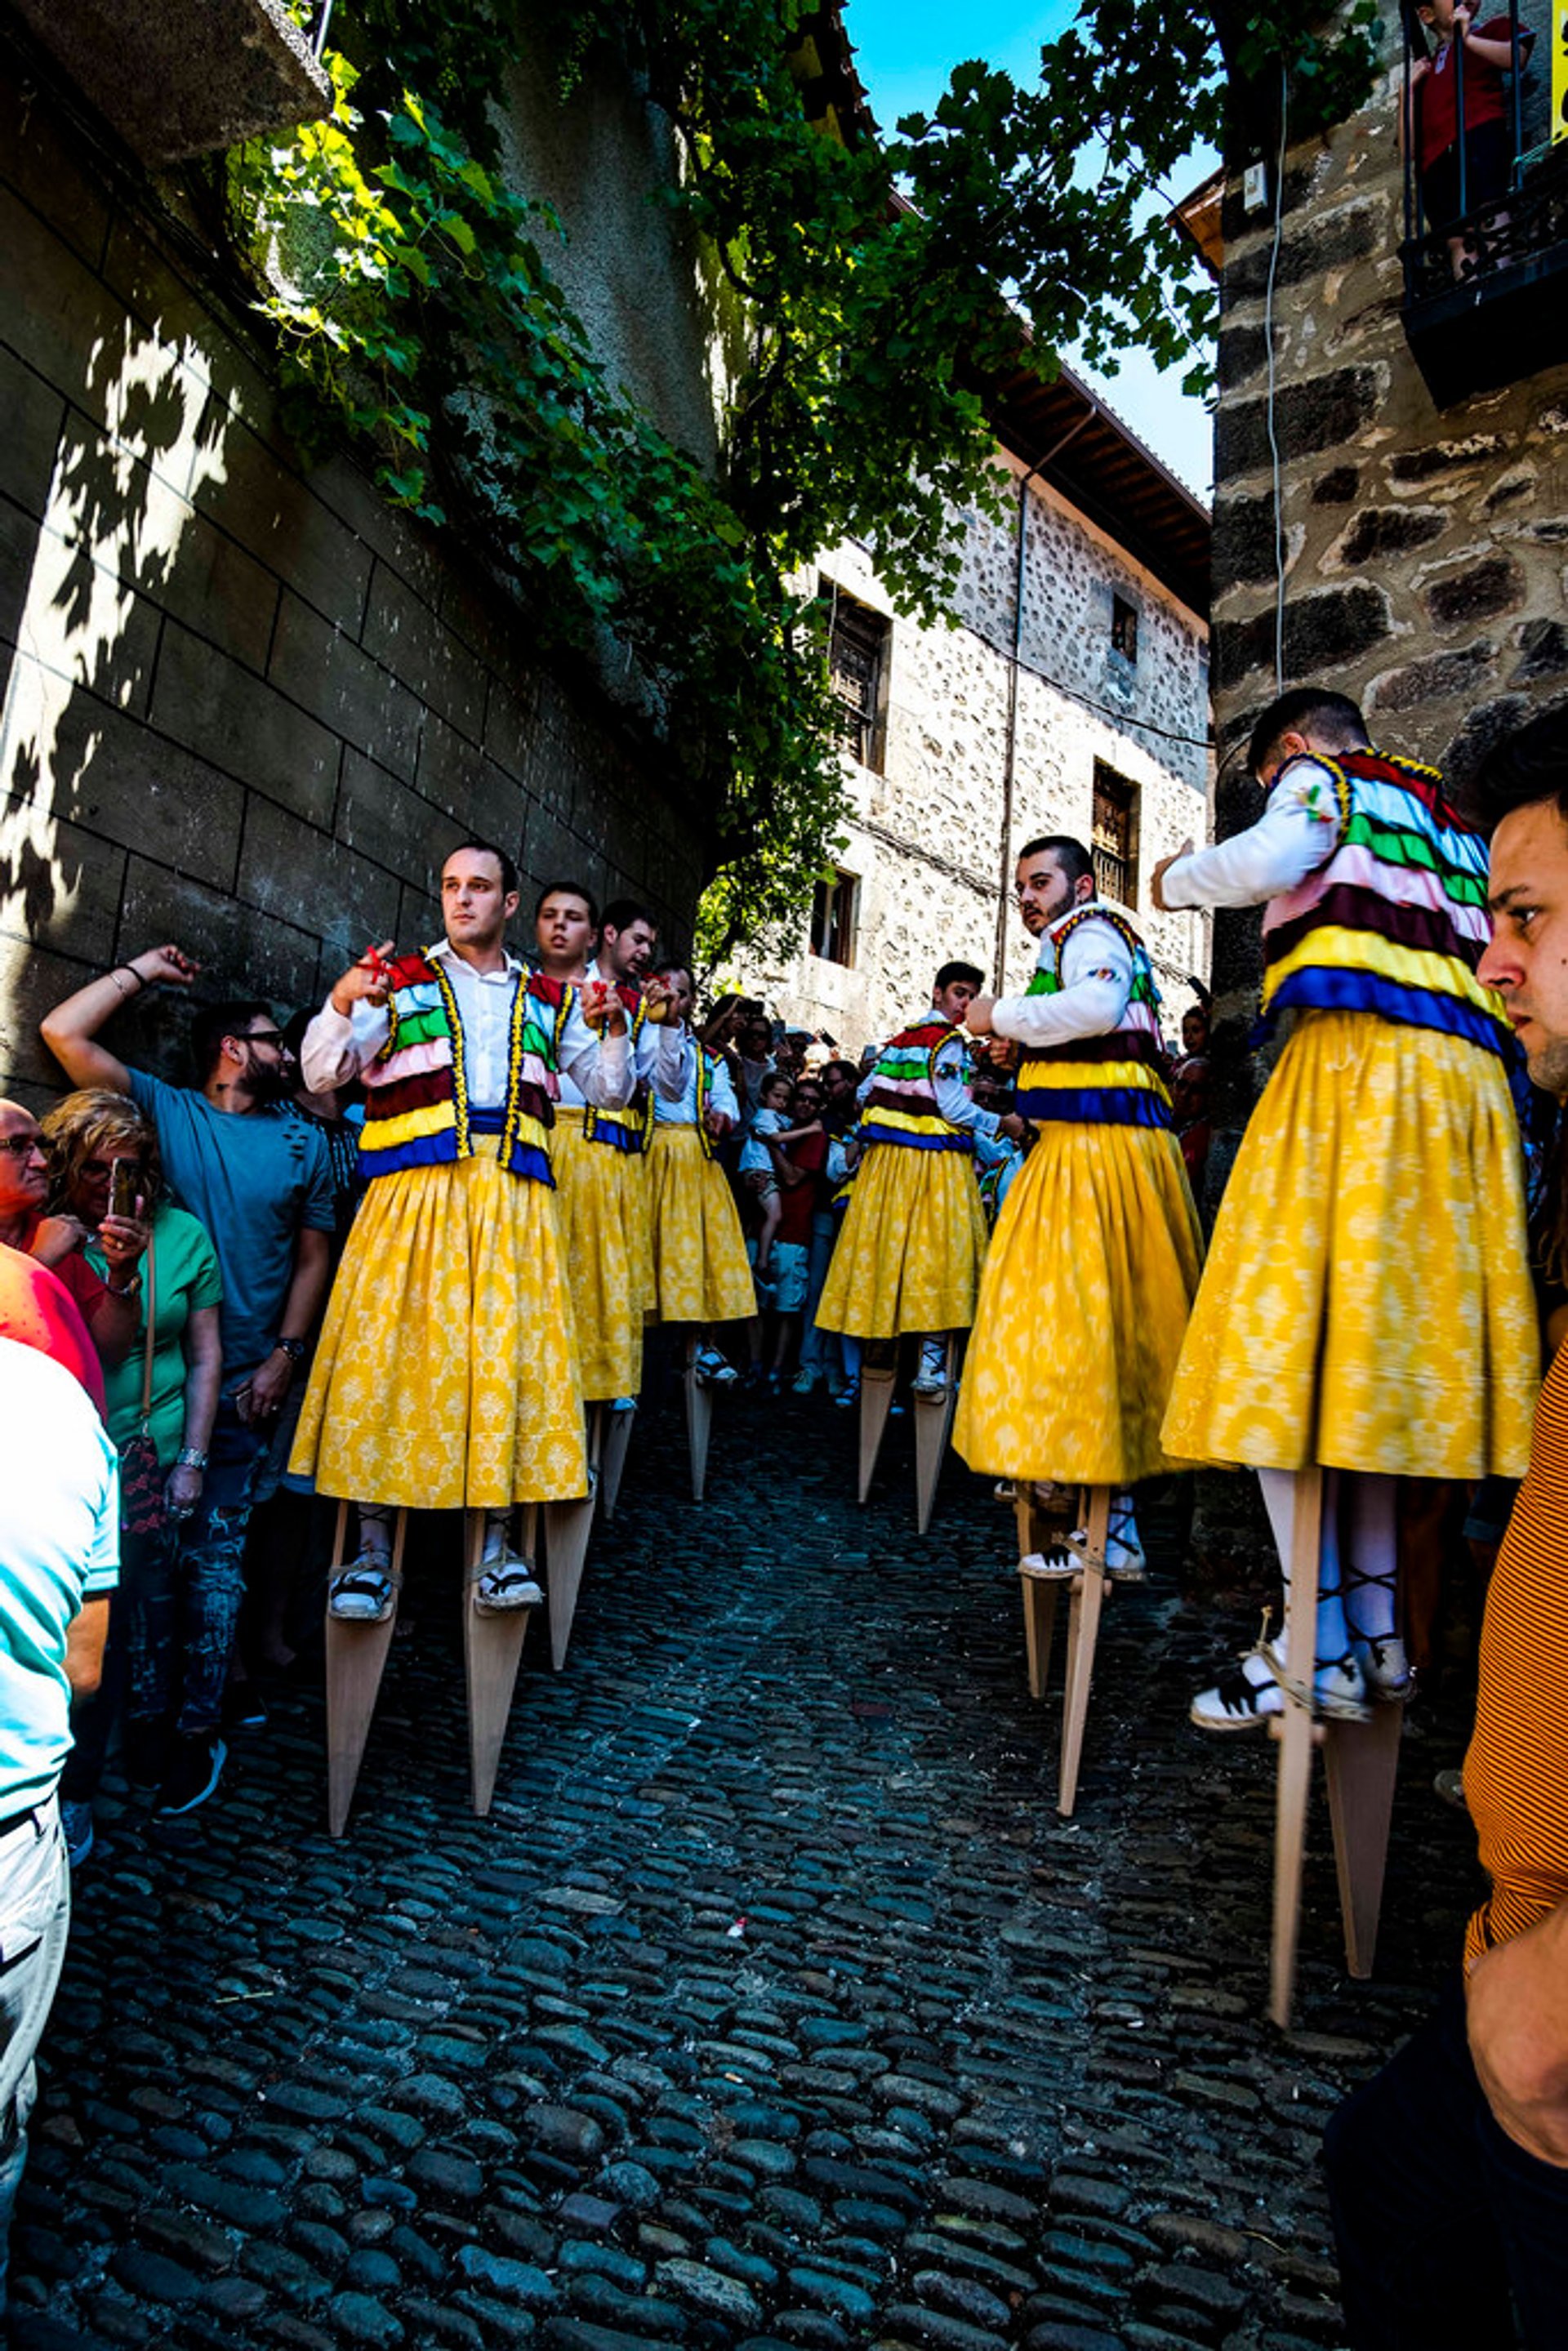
[582,984,653,1154]
[1014,904,1174,1130]
[1259,746,1508,1056]
[358,951,572,1187]
[860,1015,975,1155]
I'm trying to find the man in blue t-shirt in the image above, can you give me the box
[0,1336,118,2311]
[42,946,335,1815]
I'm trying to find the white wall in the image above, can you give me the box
[733,454,1211,1053]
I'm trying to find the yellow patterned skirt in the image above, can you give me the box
[1161,1009,1538,1478]
[290,1138,587,1510]
[645,1123,756,1325]
[816,1142,990,1340]
[953,1121,1202,1485]
[550,1107,652,1401]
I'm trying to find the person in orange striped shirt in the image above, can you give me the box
[1324,703,1568,2349]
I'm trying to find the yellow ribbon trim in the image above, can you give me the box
[1263,925,1506,1019]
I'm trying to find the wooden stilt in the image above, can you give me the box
[463,1506,532,1816]
[1014,1489,1059,1702]
[1269,1466,1325,2029]
[599,1402,636,1522]
[857,1362,898,1505]
[683,1338,714,1504]
[1325,1697,1405,1979]
[1058,1484,1111,1819]
[912,1337,958,1534]
[324,1502,403,1839]
[544,1487,597,1672]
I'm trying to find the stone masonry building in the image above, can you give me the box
[1175,0,1568,1209]
[1202,1,1568,986]
[0,2,732,1104]
[733,371,1213,1053]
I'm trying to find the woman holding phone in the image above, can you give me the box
[38,1090,223,1855]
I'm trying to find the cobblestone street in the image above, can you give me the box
[19,1393,1479,2351]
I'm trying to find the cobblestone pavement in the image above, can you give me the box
[18,1391,1481,2351]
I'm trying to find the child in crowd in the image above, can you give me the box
[739,1072,823,1284]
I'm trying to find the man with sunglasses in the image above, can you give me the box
[41,951,336,1815]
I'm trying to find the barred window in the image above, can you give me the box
[823,584,889,773]
[1091,763,1138,907]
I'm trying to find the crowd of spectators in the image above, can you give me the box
[693,984,1213,1400]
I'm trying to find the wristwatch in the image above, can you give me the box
[275,1336,307,1364]
[106,1271,143,1301]
[176,1448,208,1470]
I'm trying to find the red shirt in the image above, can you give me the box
[1417,20,1515,173]
[775,1130,827,1249]
[0,1244,106,1414]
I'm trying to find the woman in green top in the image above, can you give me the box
[40,1091,223,1847]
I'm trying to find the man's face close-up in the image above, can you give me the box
[443,852,517,949]
[604,919,657,981]
[1015,850,1076,937]
[537,891,595,970]
[1480,799,1568,1095]
[0,1106,48,1222]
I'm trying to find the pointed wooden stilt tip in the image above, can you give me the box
[857,1366,896,1505]
[545,1489,596,1671]
[323,1503,403,1837]
[599,1403,635,1521]
[463,1507,532,1815]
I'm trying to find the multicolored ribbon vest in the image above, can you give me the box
[1259,747,1509,1057]
[1014,904,1174,1130]
[358,951,572,1186]
[859,1015,976,1154]
[583,986,653,1153]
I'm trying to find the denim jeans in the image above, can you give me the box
[127,1399,266,1740]
[0,1801,71,2313]
[1325,1971,1568,2349]
[797,1210,844,1383]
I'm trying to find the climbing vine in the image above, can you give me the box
[227,1,1376,959]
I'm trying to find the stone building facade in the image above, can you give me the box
[1193,5,1568,1191]
[733,394,1212,1055]
[0,16,718,1104]
[1208,10,1568,810]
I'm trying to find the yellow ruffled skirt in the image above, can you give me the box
[953,1122,1202,1484]
[816,1142,989,1340]
[550,1107,652,1401]
[1161,1009,1538,1478]
[645,1123,755,1325]
[290,1138,587,1510]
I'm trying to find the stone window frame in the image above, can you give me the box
[1091,760,1140,910]
[809,869,860,968]
[821,577,890,773]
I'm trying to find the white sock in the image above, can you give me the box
[1254,1467,1351,1674]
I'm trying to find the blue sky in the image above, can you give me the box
[841,0,1216,501]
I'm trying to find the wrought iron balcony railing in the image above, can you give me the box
[1397,0,1568,407]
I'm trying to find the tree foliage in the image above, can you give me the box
[228,1,1377,962]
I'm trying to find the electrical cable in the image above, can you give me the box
[1264,63,1290,692]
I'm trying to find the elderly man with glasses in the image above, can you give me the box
[40,951,336,1817]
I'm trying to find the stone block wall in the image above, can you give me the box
[0,45,707,1104]
[734,463,1211,1054]
[1211,24,1568,778]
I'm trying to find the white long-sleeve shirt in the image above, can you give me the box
[555,960,685,1112]
[301,938,631,1111]
[653,1031,742,1127]
[989,909,1136,1050]
[1157,757,1343,913]
[857,1012,1001,1142]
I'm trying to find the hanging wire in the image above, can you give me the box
[1264,62,1290,694]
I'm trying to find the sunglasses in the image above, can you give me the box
[0,1133,46,1160]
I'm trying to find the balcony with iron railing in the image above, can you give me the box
[1398,0,1568,407]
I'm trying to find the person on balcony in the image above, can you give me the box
[1404,0,1532,280]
